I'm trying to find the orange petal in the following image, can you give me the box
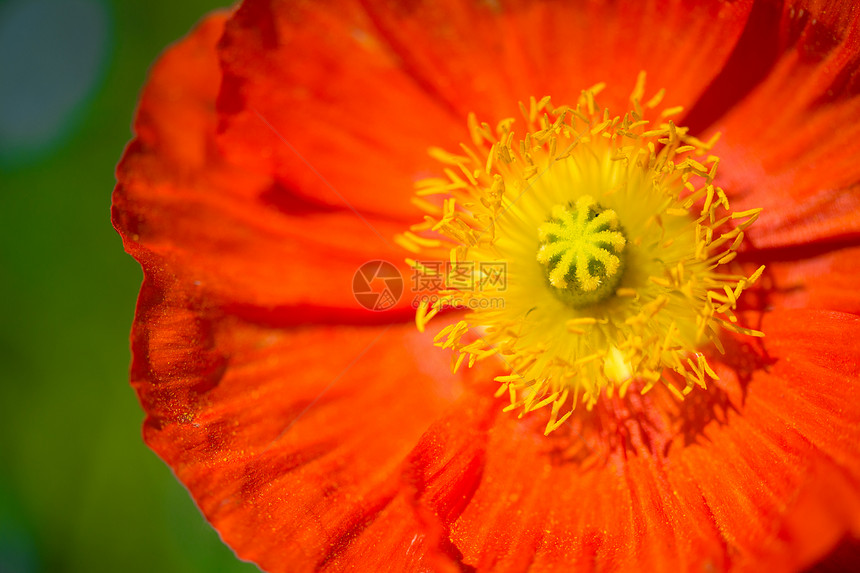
[756,244,860,314]
[215,0,466,219]
[324,385,502,572]
[214,0,754,219]
[736,310,860,569]
[406,310,860,572]
[708,0,860,248]
[134,273,480,572]
[447,399,733,572]
[359,0,754,120]
[807,536,860,572]
[113,12,416,319]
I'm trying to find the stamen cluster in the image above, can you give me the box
[397,76,764,434]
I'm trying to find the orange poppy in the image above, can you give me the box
[113,1,860,572]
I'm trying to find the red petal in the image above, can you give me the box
[214,0,753,219]
[710,0,860,248]
[215,0,466,219]
[807,536,860,572]
[408,310,860,572]
[323,385,502,572]
[112,12,416,319]
[744,310,860,568]
[133,273,478,572]
[359,0,753,121]
[758,245,860,314]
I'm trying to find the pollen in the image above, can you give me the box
[399,74,764,435]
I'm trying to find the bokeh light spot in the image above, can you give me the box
[0,0,110,164]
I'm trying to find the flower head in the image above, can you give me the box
[113,1,860,572]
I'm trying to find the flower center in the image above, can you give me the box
[537,196,627,307]
[397,75,764,435]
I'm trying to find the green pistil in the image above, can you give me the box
[536,196,627,308]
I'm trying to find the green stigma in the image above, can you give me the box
[536,195,627,308]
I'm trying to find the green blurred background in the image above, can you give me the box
[0,0,257,571]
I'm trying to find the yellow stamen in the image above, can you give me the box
[404,75,764,434]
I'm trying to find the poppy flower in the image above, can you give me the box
[113,1,860,572]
